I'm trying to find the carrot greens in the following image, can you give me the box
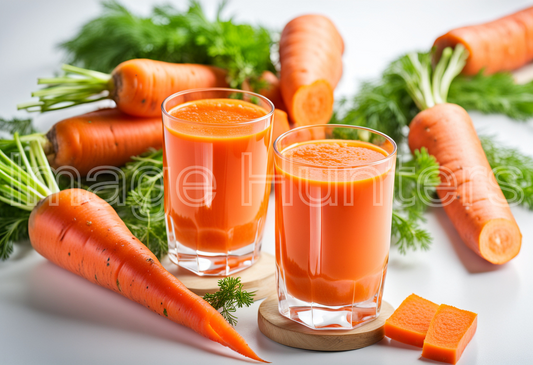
[0,133,59,259]
[59,0,275,90]
[203,277,255,326]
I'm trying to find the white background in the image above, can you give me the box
[1,0,533,364]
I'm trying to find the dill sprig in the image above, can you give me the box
[392,148,440,253]
[0,205,30,260]
[0,117,36,136]
[203,277,255,326]
[59,0,275,89]
[449,72,533,121]
[481,135,533,210]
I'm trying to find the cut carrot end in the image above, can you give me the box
[479,218,522,264]
[384,294,439,347]
[422,304,477,364]
[291,80,334,127]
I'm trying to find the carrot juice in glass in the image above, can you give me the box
[274,125,397,329]
[162,89,274,276]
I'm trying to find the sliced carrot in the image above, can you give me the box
[46,108,162,176]
[384,294,439,347]
[279,15,344,126]
[28,189,265,362]
[408,104,522,264]
[422,305,478,364]
[434,6,533,75]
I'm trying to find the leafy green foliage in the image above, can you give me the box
[60,0,275,89]
[449,73,533,121]
[0,117,36,136]
[330,70,417,144]
[392,148,440,253]
[0,204,30,260]
[481,135,533,210]
[203,277,255,326]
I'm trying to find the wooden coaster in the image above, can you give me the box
[165,253,276,300]
[258,294,394,351]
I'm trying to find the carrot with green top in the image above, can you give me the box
[0,134,265,362]
[18,60,229,117]
[397,45,522,264]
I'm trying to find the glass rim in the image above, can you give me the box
[273,124,398,170]
[161,87,275,128]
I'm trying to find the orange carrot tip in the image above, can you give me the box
[422,305,477,364]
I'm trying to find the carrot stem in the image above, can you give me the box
[439,44,468,103]
[17,64,112,113]
[30,139,59,193]
[432,47,452,104]
[28,145,46,186]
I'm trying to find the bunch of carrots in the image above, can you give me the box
[3,10,345,362]
[2,2,533,363]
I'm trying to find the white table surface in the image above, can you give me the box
[2,0,533,364]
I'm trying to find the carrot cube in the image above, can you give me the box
[422,304,478,364]
[384,294,439,347]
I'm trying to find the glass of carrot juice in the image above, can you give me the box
[274,124,397,329]
[162,88,274,276]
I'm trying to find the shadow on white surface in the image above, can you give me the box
[376,337,421,351]
[25,261,255,363]
[433,208,505,274]
[7,240,34,262]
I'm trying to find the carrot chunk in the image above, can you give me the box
[384,294,439,347]
[422,305,478,364]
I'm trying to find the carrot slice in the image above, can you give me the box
[290,80,334,126]
[384,294,439,347]
[422,305,478,364]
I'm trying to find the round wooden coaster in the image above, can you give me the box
[258,294,394,351]
[164,253,276,301]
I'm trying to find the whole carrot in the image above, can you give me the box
[279,15,344,126]
[19,61,229,117]
[46,108,162,176]
[0,135,265,362]
[397,46,522,264]
[30,189,265,361]
[434,6,533,75]
[408,104,521,264]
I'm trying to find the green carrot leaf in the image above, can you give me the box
[203,277,255,326]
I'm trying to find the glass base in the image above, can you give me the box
[168,242,261,276]
[166,215,263,276]
[276,264,387,330]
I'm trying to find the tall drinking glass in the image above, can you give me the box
[162,89,274,276]
[274,124,397,329]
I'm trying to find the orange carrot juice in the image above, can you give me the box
[162,89,274,276]
[274,125,396,329]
